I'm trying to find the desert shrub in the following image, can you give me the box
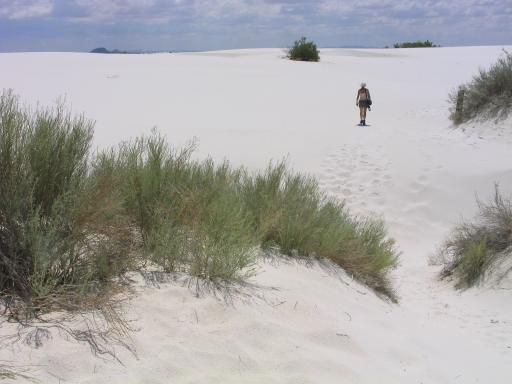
[93,132,258,282]
[287,37,320,62]
[142,159,258,282]
[439,185,512,288]
[449,50,512,124]
[94,141,399,298]
[2,90,399,303]
[0,90,134,304]
[242,161,399,300]
[393,40,437,48]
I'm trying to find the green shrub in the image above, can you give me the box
[393,40,437,48]
[242,161,399,300]
[287,37,320,62]
[2,90,399,304]
[0,90,134,304]
[449,50,512,124]
[93,132,258,283]
[439,185,512,288]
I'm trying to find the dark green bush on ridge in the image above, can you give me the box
[450,50,512,124]
[287,37,320,62]
[1,90,399,307]
[393,40,438,48]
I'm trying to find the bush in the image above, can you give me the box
[241,161,399,299]
[0,90,135,305]
[287,37,320,62]
[393,40,438,48]
[1,90,399,305]
[449,50,512,124]
[438,185,512,288]
[93,132,259,283]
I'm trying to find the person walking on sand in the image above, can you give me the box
[356,83,372,126]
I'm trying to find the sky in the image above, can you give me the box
[0,0,511,52]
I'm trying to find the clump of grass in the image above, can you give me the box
[439,185,512,288]
[242,161,399,300]
[94,131,259,283]
[287,37,320,62]
[450,50,512,124]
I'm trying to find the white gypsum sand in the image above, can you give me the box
[0,46,511,383]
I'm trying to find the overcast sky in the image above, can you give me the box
[0,0,511,52]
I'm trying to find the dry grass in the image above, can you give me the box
[450,49,512,124]
[1,282,136,365]
[0,362,38,382]
[438,185,512,288]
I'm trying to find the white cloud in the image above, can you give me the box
[192,0,282,18]
[0,0,53,19]
[71,0,157,22]
[52,0,283,23]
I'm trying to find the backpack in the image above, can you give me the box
[366,89,372,106]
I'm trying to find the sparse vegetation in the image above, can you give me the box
[449,50,512,124]
[393,40,438,48]
[0,362,36,382]
[99,133,259,283]
[0,89,127,304]
[1,89,399,316]
[287,37,320,62]
[241,162,398,299]
[438,185,512,288]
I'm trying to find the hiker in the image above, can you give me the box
[356,83,372,126]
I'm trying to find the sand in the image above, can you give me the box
[0,46,511,383]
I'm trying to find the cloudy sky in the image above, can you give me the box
[0,0,511,52]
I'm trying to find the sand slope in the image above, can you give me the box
[0,47,511,383]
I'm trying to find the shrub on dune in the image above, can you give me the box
[1,90,399,309]
[438,185,512,288]
[393,40,438,48]
[450,50,512,124]
[100,134,259,282]
[0,90,133,309]
[287,37,320,62]
[242,161,399,300]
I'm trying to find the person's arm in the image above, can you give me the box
[356,91,359,106]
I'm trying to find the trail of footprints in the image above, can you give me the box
[319,144,393,215]
[319,143,443,225]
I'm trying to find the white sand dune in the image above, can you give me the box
[1,46,511,383]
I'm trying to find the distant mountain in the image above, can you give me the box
[90,47,129,54]
[90,47,110,53]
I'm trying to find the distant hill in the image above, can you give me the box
[90,47,110,53]
[90,47,128,54]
